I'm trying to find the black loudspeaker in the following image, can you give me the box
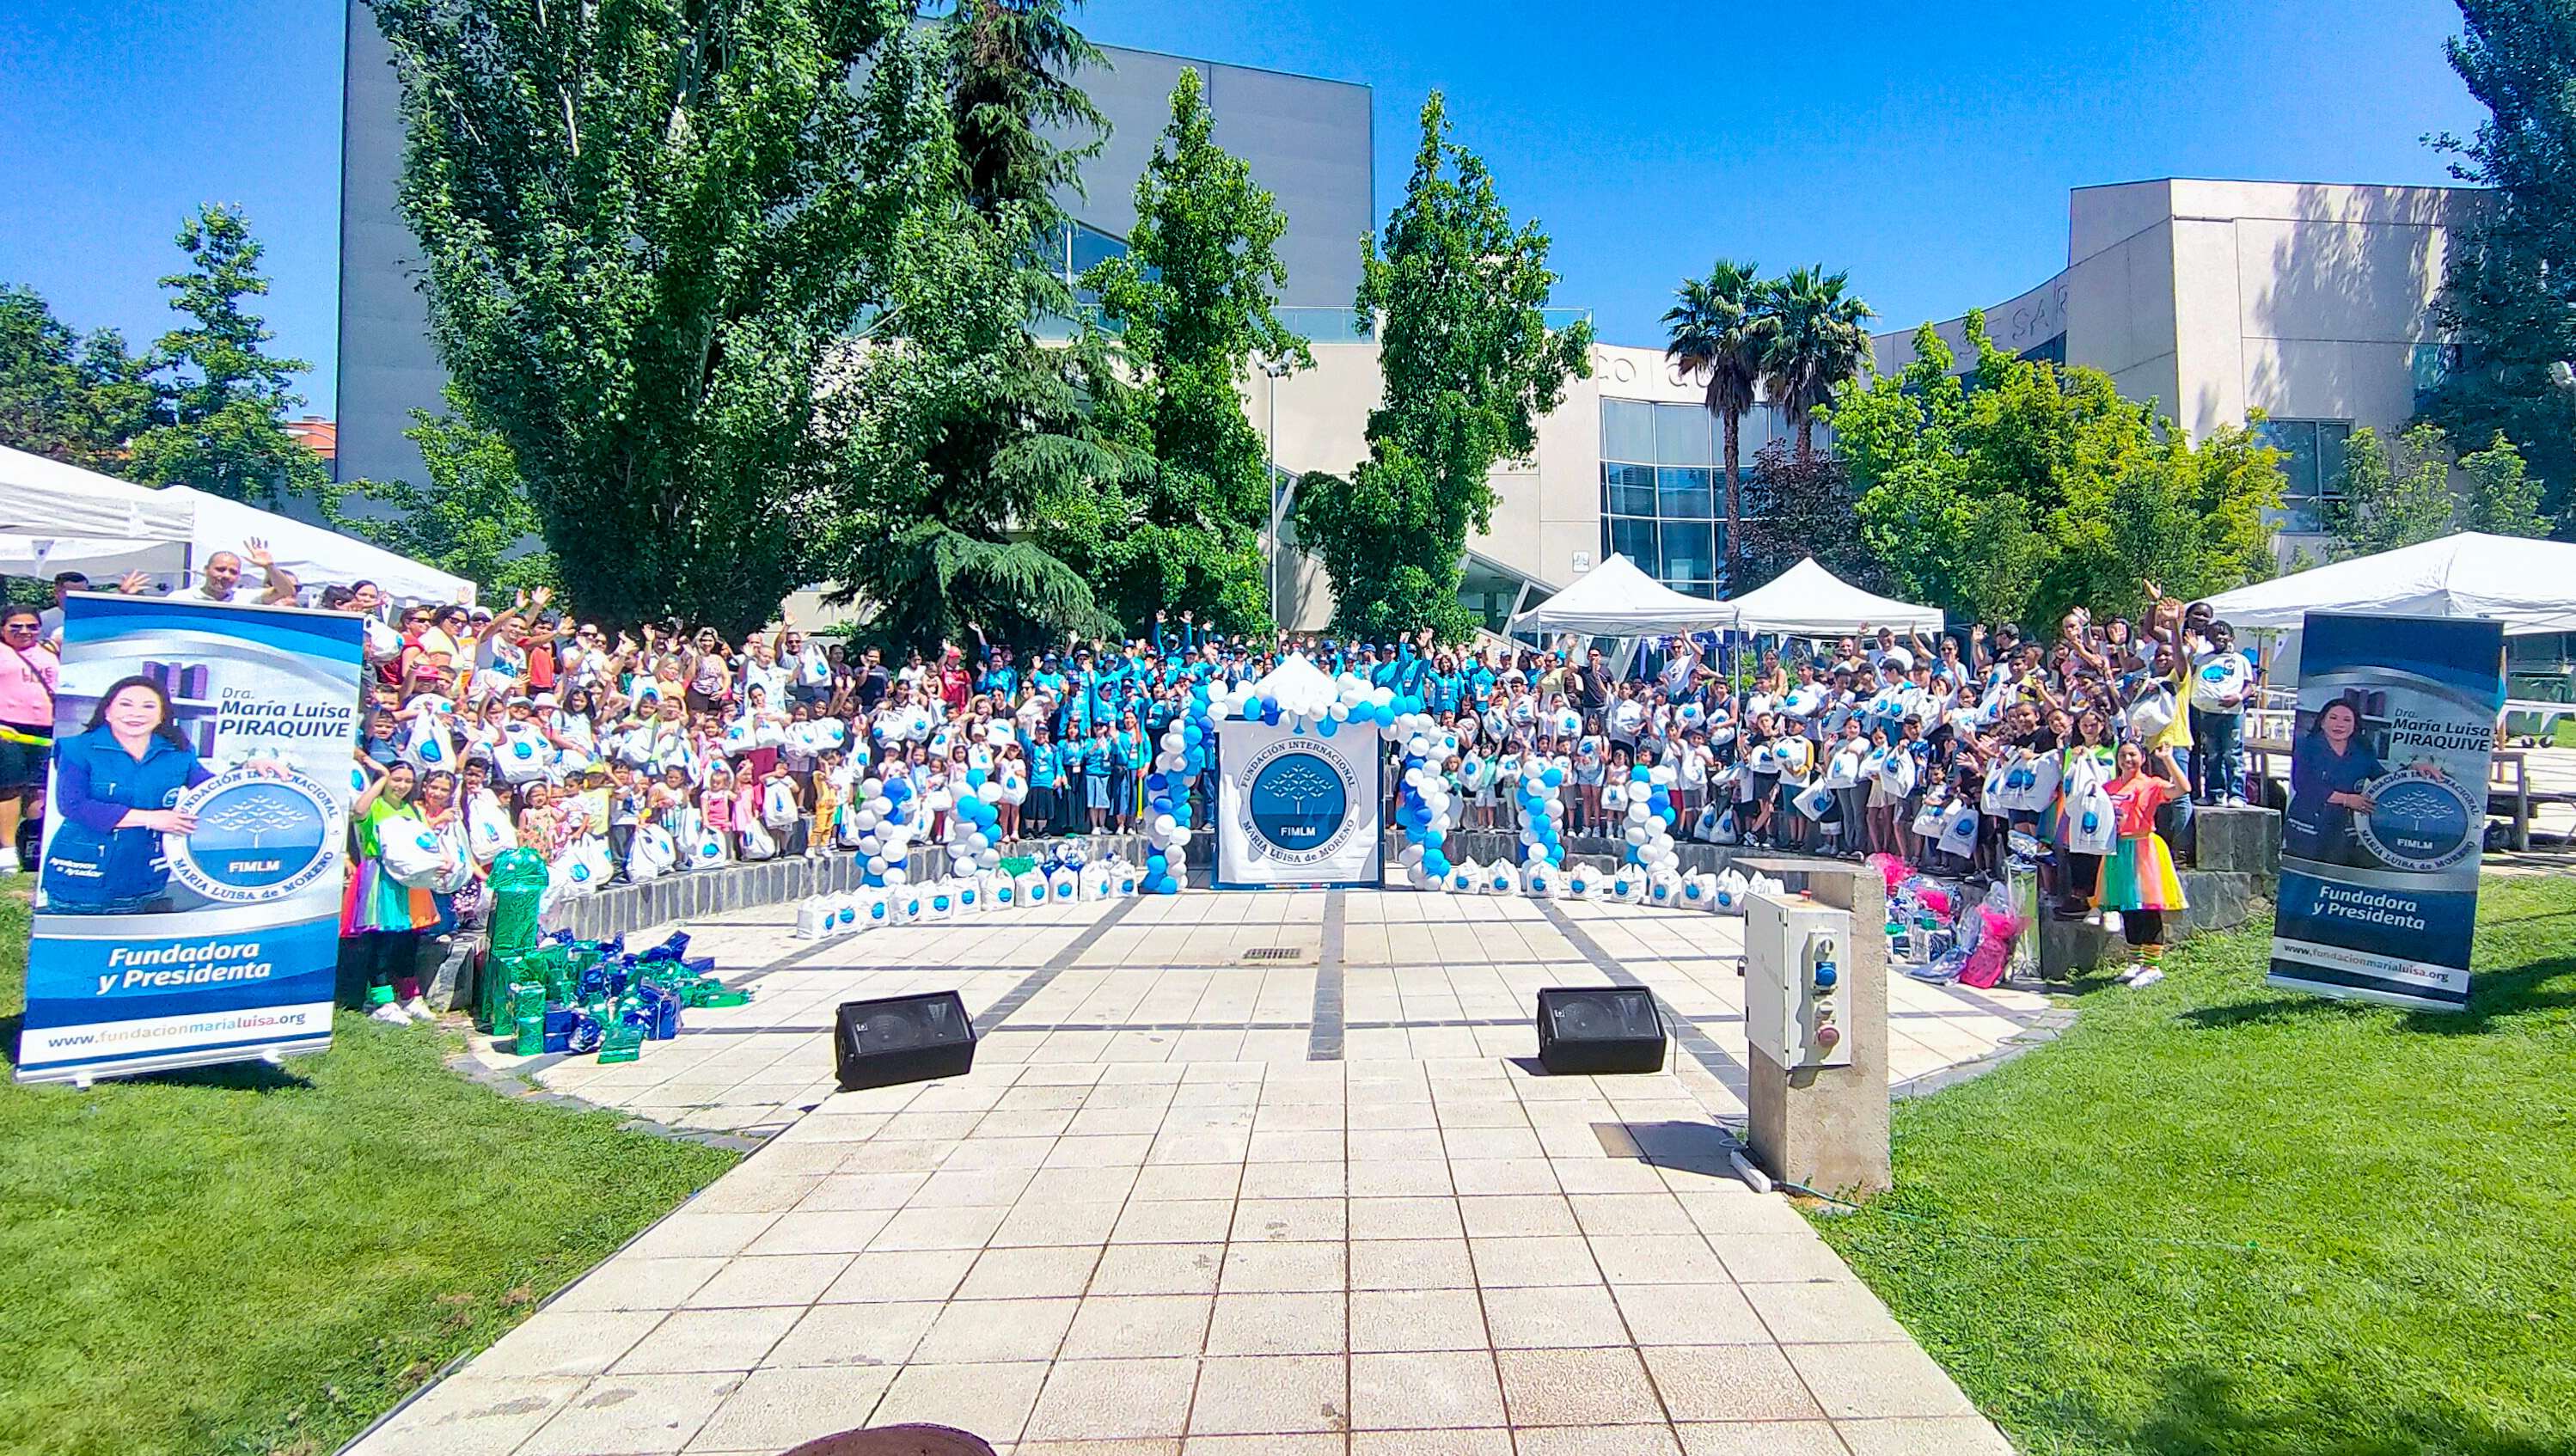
[1535,987,1667,1074]
[835,991,977,1092]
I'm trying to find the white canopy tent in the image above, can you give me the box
[1721,557,1943,638]
[2201,532,2576,637]
[1507,553,1734,637]
[0,451,474,606]
[0,444,194,544]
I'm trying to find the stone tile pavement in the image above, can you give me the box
[362,889,2041,1455]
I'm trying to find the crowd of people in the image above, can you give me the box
[5,549,2272,1013]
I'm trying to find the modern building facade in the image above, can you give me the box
[340,18,2491,631]
[1871,178,2481,557]
[335,12,1374,487]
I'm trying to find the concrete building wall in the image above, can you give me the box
[336,9,1373,488]
[1876,178,2472,443]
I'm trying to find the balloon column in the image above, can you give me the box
[941,764,1009,879]
[1513,760,1568,873]
[847,773,918,890]
[1617,763,1682,879]
[1140,682,1217,894]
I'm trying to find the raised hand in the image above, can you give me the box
[243,539,274,571]
[118,570,150,595]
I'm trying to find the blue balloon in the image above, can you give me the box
[1543,767,1564,787]
[885,779,913,801]
[1183,724,1202,745]
[966,768,987,788]
[1317,716,1339,737]
[1424,829,1444,847]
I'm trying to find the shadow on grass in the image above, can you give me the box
[2168,955,2576,1036]
[2101,1361,2571,1456]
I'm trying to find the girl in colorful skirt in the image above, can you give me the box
[2096,740,2189,988]
[344,760,444,1022]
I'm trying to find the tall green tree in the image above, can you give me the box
[321,388,559,601]
[0,284,156,473]
[1661,260,1764,581]
[946,0,1106,228]
[814,21,1135,651]
[2324,423,2459,560]
[1295,94,1592,641]
[370,0,912,634]
[1754,264,1875,463]
[1839,311,2282,627]
[126,205,327,505]
[2420,0,2576,529]
[2462,431,2551,536]
[1075,67,1309,633]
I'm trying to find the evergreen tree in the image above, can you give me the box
[2324,423,2459,560]
[127,205,327,505]
[814,22,1135,652]
[1295,94,1592,640]
[1078,67,1310,633]
[0,284,156,473]
[946,0,1106,229]
[2420,0,2576,529]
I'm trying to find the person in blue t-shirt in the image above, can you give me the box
[1024,725,1062,837]
[1080,723,1115,833]
[1112,713,1149,831]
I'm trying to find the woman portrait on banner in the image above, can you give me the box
[40,676,213,915]
[2284,698,2387,866]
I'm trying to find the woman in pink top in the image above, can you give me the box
[0,606,61,873]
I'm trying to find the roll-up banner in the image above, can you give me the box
[1215,719,1384,889]
[2270,610,2503,1012]
[15,594,364,1084]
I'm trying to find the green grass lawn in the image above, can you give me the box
[0,890,739,1456]
[1816,874,2576,1456]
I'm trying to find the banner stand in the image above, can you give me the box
[15,593,363,1085]
[2267,610,2502,1012]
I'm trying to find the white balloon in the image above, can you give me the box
[883,867,909,886]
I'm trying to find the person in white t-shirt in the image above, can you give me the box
[167,540,297,606]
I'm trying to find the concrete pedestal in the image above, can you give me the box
[1740,861,1892,1197]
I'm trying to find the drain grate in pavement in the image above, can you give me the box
[1242,946,1308,963]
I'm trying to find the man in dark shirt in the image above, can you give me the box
[855,646,891,710]
[1574,647,1613,720]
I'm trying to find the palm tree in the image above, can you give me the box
[1753,266,1876,464]
[1662,260,1765,580]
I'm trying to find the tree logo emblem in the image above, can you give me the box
[167,769,343,904]
[1247,749,1350,855]
[2354,768,2477,873]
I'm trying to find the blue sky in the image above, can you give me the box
[1,0,2486,413]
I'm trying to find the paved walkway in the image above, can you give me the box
[358,890,2039,1456]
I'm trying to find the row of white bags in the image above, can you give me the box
[793,860,1143,939]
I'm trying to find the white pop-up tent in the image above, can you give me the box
[0,444,195,543]
[1508,553,1734,637]
[1722,557,1943,638]
[2201,532,2576,636]
[0,448,475,606]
